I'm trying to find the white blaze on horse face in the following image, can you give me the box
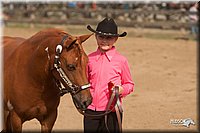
[45,47,50,60]
[75,57,78,61]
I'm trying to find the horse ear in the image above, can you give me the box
[79,33,93,43]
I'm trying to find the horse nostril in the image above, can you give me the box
[81,101,87,111]
[82,98,92,109]
[83,101,87,106]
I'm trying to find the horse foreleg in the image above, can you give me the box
[3,110,9,132]
[6,110,22,133]
[39,110,58,133]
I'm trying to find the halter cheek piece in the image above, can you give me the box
[52,35,91,96]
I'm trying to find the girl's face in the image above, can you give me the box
[95,34,118,52]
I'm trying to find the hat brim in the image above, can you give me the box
[87,25,127,37]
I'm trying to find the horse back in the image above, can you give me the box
[3,36,26,61]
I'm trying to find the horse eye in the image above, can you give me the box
[67,64,76,71]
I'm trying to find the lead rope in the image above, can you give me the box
[9,111,14,132]
[115,87,123,133]
[105,86,123,133]
[74,84,123,133]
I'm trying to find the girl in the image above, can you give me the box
[84,17,134,133]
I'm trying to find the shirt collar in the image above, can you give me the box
[95,46,116,62]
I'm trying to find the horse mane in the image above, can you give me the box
[24,28,84,58]
[27,28,68,46]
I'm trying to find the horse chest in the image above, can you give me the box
[19,103,48,121]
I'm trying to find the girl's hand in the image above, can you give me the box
[116,85,124,95]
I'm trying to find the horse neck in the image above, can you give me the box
[26,42,55,85]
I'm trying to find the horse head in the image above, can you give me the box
[30,28,93,110]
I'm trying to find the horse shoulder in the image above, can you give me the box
[3,36,26,61]
[3,36,27,110]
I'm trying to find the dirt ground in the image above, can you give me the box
[2,25,198,132]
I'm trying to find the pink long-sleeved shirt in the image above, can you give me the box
[87,46,134,111]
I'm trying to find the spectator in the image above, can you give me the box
[67,2,77,8]
[189,2,199,36]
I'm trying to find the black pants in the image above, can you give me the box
[84,109,122,133]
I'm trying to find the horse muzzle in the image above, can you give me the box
[81,97,92,110]
[72,94,92,111]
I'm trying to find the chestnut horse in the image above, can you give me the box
[3,28,93,132]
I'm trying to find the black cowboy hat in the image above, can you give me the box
[87,17,127,37]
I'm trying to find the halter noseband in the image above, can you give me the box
[52,35,91,96]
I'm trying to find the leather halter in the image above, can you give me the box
[51,35,91,96]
